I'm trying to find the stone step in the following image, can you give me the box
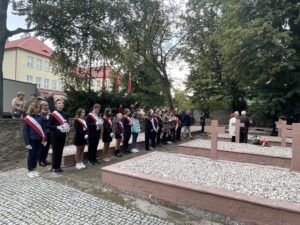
[102,152,300,225]
[48,126,202,166]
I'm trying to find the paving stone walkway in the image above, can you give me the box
[0,169,173,225]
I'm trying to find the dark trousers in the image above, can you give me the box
[170,128,176,141]
[151,131,156,148]
[40,132,51,163]
[201,123,205,133]
[27,139,42,171]
[176,126,182,140]
[51,132,66,170]
[132,132,138,149]
[88,131,100,162]
[240,132,248,143]
[162,132,167,144]
[123,132,131,152]
[231,136,236,142]
[156,127,162,146]
[145,132,150,150]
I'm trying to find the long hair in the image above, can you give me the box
[26,101,40,115]
[104,107,111,117]
[75,108,85,119]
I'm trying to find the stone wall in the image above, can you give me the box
[0,117,146,163]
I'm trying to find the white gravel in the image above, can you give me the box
[218,133,293,144]
[181,139,292,158]
[119,152,300,204]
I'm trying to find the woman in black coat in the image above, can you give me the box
[102,108,113,161]
[74,108,88,169]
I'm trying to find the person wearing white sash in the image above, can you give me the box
[23,102,47,178]
[121,108,132,154]
[113,113,124,157]
[73,108,88,169]
[48,99,70,174]
[144,111,153,151]
[86,103,103,165]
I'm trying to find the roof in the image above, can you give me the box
[5,36,53,58]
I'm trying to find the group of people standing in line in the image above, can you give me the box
[22,97,194,178]
[228,110,252,143]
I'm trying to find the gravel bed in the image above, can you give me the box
[181,139,292,158]
[119,152,300,204]
[218,133,292,143]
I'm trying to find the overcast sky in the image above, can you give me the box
[7,4,188,90]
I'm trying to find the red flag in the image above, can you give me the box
[102,64,106,90]
[115,69,120,92]
[127,72,131,94]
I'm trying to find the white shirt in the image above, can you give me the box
[229,117,237,136]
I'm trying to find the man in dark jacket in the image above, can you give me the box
[46,92,55,112]
[122,108,132,154]
[183,110,192,139]
[239,110,251,143]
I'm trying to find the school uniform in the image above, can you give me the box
[39,110,51,165]
[23,114,46,171]
[48,110,69,172]
[102,116,113,143]
[86,112,102,163]
[122,115,132,153]
[113,120,124,157]
[151,117,158,148]
[74,118,88,146]
[144,117,153,150]
[156,116,163,146]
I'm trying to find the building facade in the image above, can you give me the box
[3,35,110,98]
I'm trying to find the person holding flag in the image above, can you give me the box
[48,99,70,174]
[23,102,47,178]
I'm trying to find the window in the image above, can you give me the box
[59,81,64,91]
[26,75,33,83]
[36,77,42,88]
[44,79,49,89]
[52,80,57,90]
[45,61,49,72]
[36,59,42,70]
[27,56,33,68]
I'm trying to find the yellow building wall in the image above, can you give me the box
[3,49,63,91]
[3,50,16,79]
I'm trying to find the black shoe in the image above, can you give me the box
[58,168,64,173]
[114,150,123,157]
[51,168,59,174]
[45,160,51,165]
[39,162,46,167]
[93,160,100,164]
[88,161,95,165]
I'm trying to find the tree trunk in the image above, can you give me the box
[0,0,9,117]
[160,70,173,110]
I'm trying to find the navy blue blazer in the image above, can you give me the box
[23,114,46,146]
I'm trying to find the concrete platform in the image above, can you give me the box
[218,133,292,147]
[179,139,292,168]
[48,126,202,166]
[102,152,300,225]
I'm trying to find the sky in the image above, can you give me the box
[6,4,189,91]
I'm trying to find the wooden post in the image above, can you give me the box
[291,123,300,171]
[277,120,293,147]
[233,119,244,143]
[205,120,225,160]
[275,119,283,137]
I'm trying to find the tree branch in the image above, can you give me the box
[7,27,37,37]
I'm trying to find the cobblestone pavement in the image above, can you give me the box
[0,169,173,225]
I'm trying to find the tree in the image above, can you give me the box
[116,0,185,110]
[0,0,35,117]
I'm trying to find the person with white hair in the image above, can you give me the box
[238,110,251,143]
[229,111,239,142]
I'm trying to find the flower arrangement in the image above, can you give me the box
[252,136,270,147]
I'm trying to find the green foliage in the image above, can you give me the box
[173,90,194,111]
[183,0,300,123]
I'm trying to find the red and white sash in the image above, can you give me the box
[75,118,87,131]
[88,112,102,124]
[103,116,112,128]
[24,115,46,142]
[51,110,66,125]
[124,115,132,124]
[117,121,124,130]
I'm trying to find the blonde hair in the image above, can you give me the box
[26,101,40,115]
